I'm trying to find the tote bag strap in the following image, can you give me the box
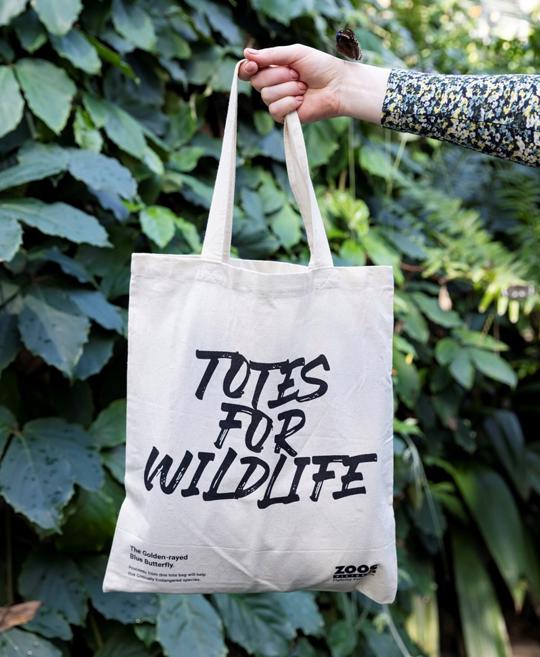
[201,58,334,269]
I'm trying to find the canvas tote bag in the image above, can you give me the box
[103,59,397,604]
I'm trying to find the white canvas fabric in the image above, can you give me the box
[103,59,397,604]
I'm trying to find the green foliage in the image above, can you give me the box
[0,1,539,656]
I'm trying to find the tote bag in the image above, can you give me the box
[103,59,397,604]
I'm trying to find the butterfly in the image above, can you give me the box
[335,27,363,61]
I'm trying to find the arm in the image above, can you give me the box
[341,62,540,167]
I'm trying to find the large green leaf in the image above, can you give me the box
[90,398,126,448]
[18,551,87,625]
[0,143,68,191]
[0,217,22,261]
[411,292,461,328]
[0,66,24,138]
[33,0,82,35]
[0,628,61,657]
[81,556,159,623]
[84,95,147,158]
[449,350,474,389]
[468,348,517,388]
[213,593,296,657]
[15,58,76,133]
[140,206,176,247]
[51,29,101,73]
[55,472,122,551]
[0,198,110,246]
[157,595,227,657]
[73,334,115,380]
[268,592,323,636]
[112,0,156,51]
[451,464,529,609]
[0,417,103,530]
[18,292,90,375]
[452,529,512,657]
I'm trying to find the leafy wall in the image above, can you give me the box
[0,1,539,656]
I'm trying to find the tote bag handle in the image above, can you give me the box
[201,59,334,269]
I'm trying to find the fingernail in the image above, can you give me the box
[298,81,307,90]
[295,95,304,102]
[246,61,257,71]
[290,69,299,79]
[245,48,258,54]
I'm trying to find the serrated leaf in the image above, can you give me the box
[69,289,123,332]
[68,149,136,199]
[73,334,115,380]
[0,217,22,261]
[213,593,296,657]
[18,552,87,625]
[89,399,126,449]
[51,29,101,74]
[18,292,89,375]
[0,628,61,657]
[0,143,69,191]
[81,556,159,623]
[468,348,517,388]
[140,206,176,247]
[157,595,227,657]
[15,58,76,133]
[0,417,102,530]
[0,66,24,138]
[0,198,109,246]
[112,0,156,51]
[33,0,81,35]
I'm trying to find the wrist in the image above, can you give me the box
[338,61,392,124]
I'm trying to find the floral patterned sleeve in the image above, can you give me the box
[380,69,540,167]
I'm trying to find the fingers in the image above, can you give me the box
[238,58,258,81]
[268,95,304,124]
[249,65,299,91]
[243,44,307,67]
[261,79,307,106]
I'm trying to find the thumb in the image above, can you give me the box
[243,44,307,67]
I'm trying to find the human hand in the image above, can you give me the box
[238,43,346,124]
[238,43,391,126]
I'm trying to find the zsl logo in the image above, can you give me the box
[333,564,378,579]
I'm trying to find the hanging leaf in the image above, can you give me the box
[0,66,24,138]
[33,0,82,35]
[68,149,137,198]
[15,58,76,133]
[18,552,87,625]
[0,143,69,191]
[451,464,529,610]
[51,29,101,74]
[0,198,110,246]
[156,595,227,657]
[411,292,462,328]
[452,529,512,657]
[449,351,474,389]
[213,593,296,657]
[0,417,103,530]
